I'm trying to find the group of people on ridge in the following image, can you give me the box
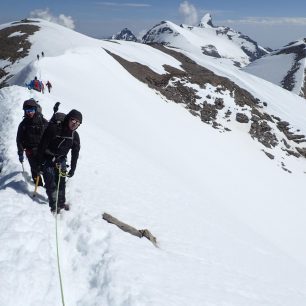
[17,98,83,213]
[26,77,52,93]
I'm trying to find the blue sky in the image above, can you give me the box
[1,0,306,48]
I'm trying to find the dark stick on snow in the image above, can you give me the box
[102,213,157,247]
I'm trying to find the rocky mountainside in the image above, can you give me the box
[111,28,138,42]
[142,13,269,67]
[105,43,306,173]
[244,39,306,98]
[0,19,40,87]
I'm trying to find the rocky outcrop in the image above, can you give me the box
[236,113,249,123]
[0,21,40,86]
[104,44,306,170]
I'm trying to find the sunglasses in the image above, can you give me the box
[70,118,81,126]
[25,108,36,113]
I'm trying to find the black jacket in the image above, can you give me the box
[38,121,80,173]
[16,113,48,155]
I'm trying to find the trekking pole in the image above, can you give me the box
[33,175,40,197]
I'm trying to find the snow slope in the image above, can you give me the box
[244,39,306,98]
[1,19,306,306]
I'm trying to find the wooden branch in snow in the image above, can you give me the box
[102,213,157,247]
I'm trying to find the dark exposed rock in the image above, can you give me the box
[277,121,306,143]
[0,22,40,86]
[225,109,232,118]
[301,68,306,98]
[272,115,281,121]
[212,121,221,129]
[284,149,300,158]
[201,102,218,122]
[263,150,275,159]
[282,166,292,173]
[214,98,224,109]
[0,24,40,63]
[187,102,201,112]
[250,120,278,148]
[282,138,290,149]
[296,147,306,158]
[263,102,268,106]
[275,43,306,92]
[236,113,249,123]
[201,45,221,58]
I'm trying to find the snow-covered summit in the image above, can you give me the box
[244,38,306,98]
[111,28,138,42]
[198,13,214,28]
[142,15,269,67]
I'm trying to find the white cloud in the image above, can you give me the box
[224,17,306,26]
[96,2,151,7]
[30,8,75,29]
[179,1,198,25]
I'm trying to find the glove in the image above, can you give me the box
[18,154,24,163]
[67,170,74,178]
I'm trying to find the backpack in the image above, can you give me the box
[50,112,66,125]
[34,79,40,91]
[47,112,75,154]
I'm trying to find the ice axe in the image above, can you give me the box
[53,101,60,113]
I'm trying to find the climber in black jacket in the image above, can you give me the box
[37,109,82,213]
[16,99,48,185]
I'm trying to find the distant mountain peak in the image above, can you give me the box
[198,13,214,28]
[111,28,137,42]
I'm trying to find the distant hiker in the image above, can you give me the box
[27,76,44,93]
[46,81,52,93]
[37,109,82,213]
[37,54,39,60]
[16,99,48,186]
[41,51,44,57]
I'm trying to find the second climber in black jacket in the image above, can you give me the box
[37,109,82,213]
[16,99,48,185]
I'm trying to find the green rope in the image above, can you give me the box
[55,165,66,306]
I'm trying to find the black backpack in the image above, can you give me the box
[50,112,66,125]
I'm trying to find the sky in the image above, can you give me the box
[1,0,306,49]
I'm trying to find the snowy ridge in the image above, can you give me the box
[0,19,306,306]
[142,14,268,67]
[244,38,306,98]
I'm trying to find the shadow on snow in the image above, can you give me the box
[0,170,48,204]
